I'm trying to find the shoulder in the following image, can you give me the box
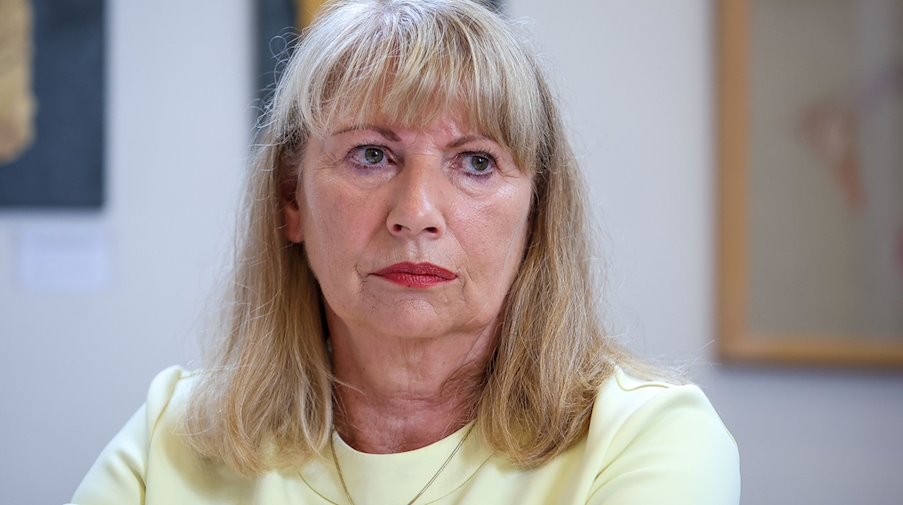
[144,365,199,426]
[590,367,735,441]
[140,365,202,451]
[584,368,740,504]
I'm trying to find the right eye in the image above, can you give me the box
[350,146,388,166]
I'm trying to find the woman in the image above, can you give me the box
[71,0,739,503]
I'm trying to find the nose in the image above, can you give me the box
[386,157,446,240]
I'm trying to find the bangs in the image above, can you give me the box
[271,0,545,174]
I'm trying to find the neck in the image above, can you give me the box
[328,314,494,454]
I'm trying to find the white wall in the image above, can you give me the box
[3,1,903,504]
[0,1,252,503]
[505,1,903,504]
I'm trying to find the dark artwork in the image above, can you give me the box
[255,0,504,107]
[257,0,298,110]
[0,0,105,209]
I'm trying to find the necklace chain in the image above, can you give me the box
[329,423,476,505]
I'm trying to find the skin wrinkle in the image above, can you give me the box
[285,113,532,454]
[328,304,492,452]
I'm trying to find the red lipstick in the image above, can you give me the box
[373,262,457,288]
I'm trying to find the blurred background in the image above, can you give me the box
[1,0,901,504]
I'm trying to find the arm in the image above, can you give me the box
[67,405,149,505]
[67,366,185,505]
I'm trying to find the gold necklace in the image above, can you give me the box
[329,423,475,505]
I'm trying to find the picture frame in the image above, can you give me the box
[256,0,503,107]
[0,0,105,209]
[717,0,903,367]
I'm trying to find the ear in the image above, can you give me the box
[282,172,304,244]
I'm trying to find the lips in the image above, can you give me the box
[373,262,457,288]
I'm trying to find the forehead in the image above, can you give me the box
[314,87,479,130]
[322,108,498,144]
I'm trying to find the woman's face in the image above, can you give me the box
[284,112,534,342]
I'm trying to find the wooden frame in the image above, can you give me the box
[717,0,903,367]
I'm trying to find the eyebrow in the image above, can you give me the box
[330,126,495,149]
[447,134,494,149]
[331,125,401,142]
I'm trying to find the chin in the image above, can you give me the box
[371,306,450,339]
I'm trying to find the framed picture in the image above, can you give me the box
[0,0,105,209]
[718,0,903,367]
[256,0,503,106]
[256,0,323,107]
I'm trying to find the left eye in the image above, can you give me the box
[462,153,494,175]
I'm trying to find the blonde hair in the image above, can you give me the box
[187,0,636,474]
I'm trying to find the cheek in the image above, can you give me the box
[456,196,531,278]
[302,182,380,276]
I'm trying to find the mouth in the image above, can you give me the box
[373,262,457,288]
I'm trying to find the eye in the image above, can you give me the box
[462,153,495,176]
[348,145,390,168]
[363,147,385,164]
